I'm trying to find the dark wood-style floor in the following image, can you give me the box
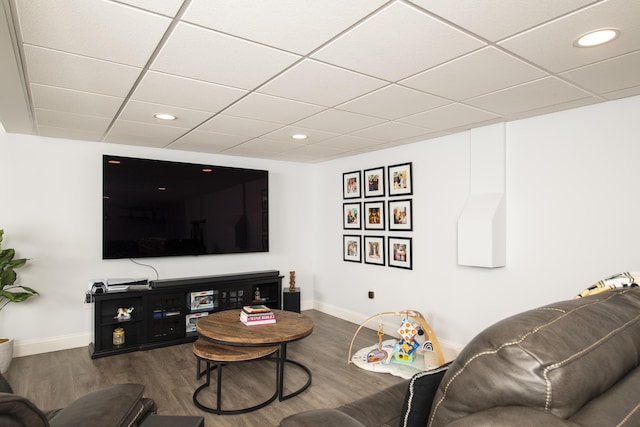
[5,310,405,427]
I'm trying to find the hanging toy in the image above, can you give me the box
[366,322,388,363]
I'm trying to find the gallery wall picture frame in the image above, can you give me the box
[388,236,412,270]
[343,235,362,263]
[364,201,385,230]
[343,202,362,230]
[388,162,413,196]
[388,199,413,231]
[343,170,361,199]
[363,166,385,198]
[364,235,385,266]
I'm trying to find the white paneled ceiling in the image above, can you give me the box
[1,0,639,163]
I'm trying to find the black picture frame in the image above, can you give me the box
[364,236,385,266]
[343,202,362,230]
[388,236,412,270]
[343,170,361,199]
[363,166,385,198]
[388,199,413,231]
[388,162,413,197]
[364,201,385,230]
[343,235,362,263]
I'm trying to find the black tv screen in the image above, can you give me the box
[103,155,268,259]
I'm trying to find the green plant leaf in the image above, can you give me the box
[0,289,36,302]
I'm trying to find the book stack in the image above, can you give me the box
[241,305,276,326]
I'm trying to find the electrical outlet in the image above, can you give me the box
[368,291,375,299]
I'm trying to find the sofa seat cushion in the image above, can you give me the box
[280,380,408,427]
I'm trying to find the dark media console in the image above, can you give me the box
[89,270,283,359]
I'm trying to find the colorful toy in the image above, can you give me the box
[348,310,444,367]
[393,317,420,363]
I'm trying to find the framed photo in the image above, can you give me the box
[388,162,413,196]
[363,166,385,198]
[343,235,362,263]
[343,202,361,230]
[343,170,361,199]
[388,199,413,231]
[364,201,385,230]
[388,236,412,270]
[364,236,385,266]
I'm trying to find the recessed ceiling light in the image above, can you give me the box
[202,168,213,173]
[292,134,307,140]
[574,29,619,47]
[158,187,167,191]
[107,159,121,165]
[154,113,177,121]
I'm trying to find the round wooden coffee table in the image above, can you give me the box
[195,309,314,411]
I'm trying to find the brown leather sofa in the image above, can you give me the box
[0,373,157,427]
[280,287,640,427]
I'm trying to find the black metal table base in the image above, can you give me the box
[192,346,312,415]
[193,357,278,415]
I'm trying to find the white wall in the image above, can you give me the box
[313,95,640,350]
[0,131,315,356]
[2,95,639,357]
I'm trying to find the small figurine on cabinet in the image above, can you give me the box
[289,271,296,291]
[115,307,134,320]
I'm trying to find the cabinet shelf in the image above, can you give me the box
[90,270,282,358]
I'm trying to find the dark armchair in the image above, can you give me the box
[0,372,157,427]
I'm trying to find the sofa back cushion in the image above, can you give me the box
[428,288,640,427]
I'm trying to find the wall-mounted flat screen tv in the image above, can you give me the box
[103,155,268,259]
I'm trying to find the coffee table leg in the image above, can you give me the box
[278,343,312,401]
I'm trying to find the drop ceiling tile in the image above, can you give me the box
[31,84,123,118]
[313,134,387,150]
[258,59,386,107]
[337,84,449,120]
[170,129,251,151]
[16,0,171,67]
[409,0,595,41]
[224,93,324,124]
[294,109,385,134]
[151,23,300,90]
[561,51,640,95]
[118,100,212,128]
[183,0,388,54]
[505,97,602,121]
[224,138,305,156]
[313,2,484,82]
[261,126,339,144]
[115,0,184,17]
[197,115,282,138]
[499,0,640,73]
[37,125,106,142]
[401,47,547,100]
[602,86,640,101]
[466,77,593,115]
[400,103,501,131]
[351,121,433,142]
[35,108,111,133]
[104,120,188,147]
[24,46,141,97]
[132,71,248,114]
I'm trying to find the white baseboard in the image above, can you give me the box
[14,333,90,358]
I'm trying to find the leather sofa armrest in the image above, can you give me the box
[444,407,581,427]
[0,392,49,427]
[48,384,157,427]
